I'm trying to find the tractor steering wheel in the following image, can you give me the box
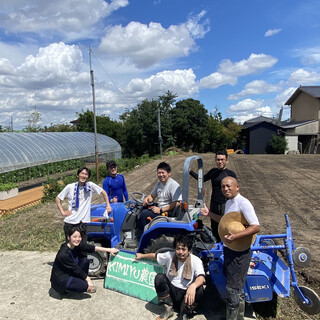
[131,192,147,205]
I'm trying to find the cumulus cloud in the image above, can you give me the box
[228,98,264,113]
[287,68,320,85]
[0,0,128,33]
[124,68,198,97]
[98,11,210,68]
[199,54,278,89]
[274,87,296,107]
[228,80,281,100]
[265,28,282,37]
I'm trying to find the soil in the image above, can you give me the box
[1,153,320,320]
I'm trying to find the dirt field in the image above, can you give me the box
[1,153,320,320]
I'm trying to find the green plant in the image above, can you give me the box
[267,135,288,154]
[0,182,18,191]
[42,177,64,202]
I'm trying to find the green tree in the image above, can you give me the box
[43,123,76,132]
[171,98,209,152]
[24,106,41,132]
[267,135,288,154]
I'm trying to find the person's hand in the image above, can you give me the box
[109,248,119,256]
[224,231,236,243]
[200,203,209,216]
[185,284,196,306]
[110,197,118,203]
[62,210,72,217]
[106,204,112,213]
[151,206,161,214]
[143,195,152,206]
[135,253,144,260]
[86,277,95,292]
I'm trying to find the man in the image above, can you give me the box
[138,162,182,232]
[136,234,205,320]
[56,167,112,243]
[102,160,129,203]
[201,176,260,320]
[190,150,237,242]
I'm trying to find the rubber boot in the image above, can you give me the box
[157,296,174,320]
[226,307,238,320]
[236,294,245,320]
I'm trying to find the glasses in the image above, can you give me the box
[216,158,226,162]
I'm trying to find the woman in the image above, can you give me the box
[50,226,118,298]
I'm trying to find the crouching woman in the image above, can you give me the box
[50,226,118,297]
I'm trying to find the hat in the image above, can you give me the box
[106,160,117,168]
[218,211,256,251]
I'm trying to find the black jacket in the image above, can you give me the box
[50,243,95,294]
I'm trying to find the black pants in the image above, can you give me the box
[210,202,225,242]
[154,273,204,310]
[138,208,175,232]
[64,222,87,244]
[65,258,89,293]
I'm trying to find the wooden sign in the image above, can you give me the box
[104,251,164,303]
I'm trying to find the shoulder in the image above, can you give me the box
[168,178,180,187]
[225,168,237,178]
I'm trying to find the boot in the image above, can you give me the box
[226,306,238,320]
[236,294,245,320]
[177,300,197,320]
[157,296,174,320]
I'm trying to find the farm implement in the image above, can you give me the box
[87,155,320,315]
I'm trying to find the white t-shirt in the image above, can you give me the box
[58,182,103,224]
[225,193,260,226]
[157,251,205,290]
[151,178,182,208]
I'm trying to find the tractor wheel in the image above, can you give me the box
[87,242,108,277]
[293,247,312,268]
[293,286,320,315]
[143,235,175,254]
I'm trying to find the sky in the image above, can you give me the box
[1,0,320,130]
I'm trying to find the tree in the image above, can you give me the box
[43,123,76,132]
[171,99,209,152]
[24,106,41,132]
[267,135,288,154]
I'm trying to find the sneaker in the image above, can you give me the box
[157,304,174,320]
[48,287,62,300]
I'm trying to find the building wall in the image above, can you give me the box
[249,123,279,154]
[291,92,320,124]
[285,136,298,153]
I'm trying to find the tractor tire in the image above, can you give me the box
[293,286,320,315]
[87,242,108,277]
[143,235,175,254]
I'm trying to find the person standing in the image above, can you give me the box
[136,234,205,320]
[102,160,129,203]
[138,162,182,232]
[201,176,260,320]
[190,150,237,242]
[56,167,112,243]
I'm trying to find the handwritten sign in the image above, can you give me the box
[104,251,164,303]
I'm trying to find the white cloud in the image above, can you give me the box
[265,28,282,37]
[0,0,128,33]
[228,80,281,100]
[98,12,210,68]
[293,46,320,65]
[287,68,320,85]
[274,87,296,108]
[228,98,264,113]
[199,72,237,89]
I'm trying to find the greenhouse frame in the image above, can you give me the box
[0,132,122,174]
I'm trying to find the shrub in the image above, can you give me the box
[267,135,288,154]
[0,182,18,191]
[42,177,64,202]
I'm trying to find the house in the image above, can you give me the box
[285,85,320,153]
[241,116,282,154]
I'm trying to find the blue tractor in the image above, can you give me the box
[87,155,320,316]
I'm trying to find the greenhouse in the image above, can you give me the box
[0,132,122,174]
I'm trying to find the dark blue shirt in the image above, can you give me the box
[102,173,129,202]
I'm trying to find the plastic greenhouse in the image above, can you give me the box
[0,132,122,174]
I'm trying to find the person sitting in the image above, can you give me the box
[102,160,129,203]
[136,234,205,320]
[138,162,182,232]
[49,226,118,299]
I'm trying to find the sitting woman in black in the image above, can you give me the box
[50,226,118,297]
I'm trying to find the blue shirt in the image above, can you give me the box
[102,174,129,202]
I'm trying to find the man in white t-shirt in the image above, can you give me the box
[56,167,111,243]
[136,234,205,320]
[201,176,260,320]
[138,162,182,232]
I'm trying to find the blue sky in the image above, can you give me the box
[1,0,320,130]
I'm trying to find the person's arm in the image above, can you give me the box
[185,275,206,306]
[224,224,260,243]
[189,170,198,180]
[135,252,156,260]
[122,176,129,201]
[55,196,72,217]
[200,203,222,223]
[143,194,155,206]
[95,246,119,256]
[101,189,112,213]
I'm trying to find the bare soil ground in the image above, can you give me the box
[1,153,319,320]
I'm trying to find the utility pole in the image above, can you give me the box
[158,106,162,157]
[89,46,99,182]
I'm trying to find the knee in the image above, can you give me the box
[226,286,241,309]
[155,273,167,287]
